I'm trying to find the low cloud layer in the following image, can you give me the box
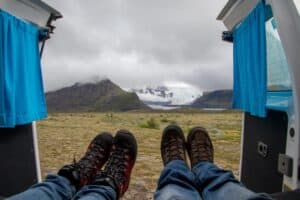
[43,0,232,92]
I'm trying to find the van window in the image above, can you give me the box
[266,17,292,91]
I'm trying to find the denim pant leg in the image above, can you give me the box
[192,162,273,200]
[8,174,75,200]
[72,185,117,200]
[154,160,202,200]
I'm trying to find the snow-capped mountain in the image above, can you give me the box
[131,82,202,109]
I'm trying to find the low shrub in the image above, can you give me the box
[139,118,160,129]
[160,118,169,123]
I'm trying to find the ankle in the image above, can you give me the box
[58,164,81,190]
[93,175,119,198]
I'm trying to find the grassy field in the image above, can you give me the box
[37,111,242,199]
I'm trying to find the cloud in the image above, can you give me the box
[42,0,231,92]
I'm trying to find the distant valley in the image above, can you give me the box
[131,84,202,109]
[46,79,232,112]
[132,85,232,110]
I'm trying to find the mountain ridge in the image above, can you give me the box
[191,89,232,109]
[46,79,149,112]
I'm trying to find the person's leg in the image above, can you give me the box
[74,130,137,200]
[154,125,202,200]
[187,126,272,200]
[8,174,75,200]
[9,132,113,200]
[72,185,116,200]
[192,162,272,200]
[155,160,202,200]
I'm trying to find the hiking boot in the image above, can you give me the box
[187,126,214,168]
[161,125,186,166]
[58,132,113,190]
[93,130,137,199]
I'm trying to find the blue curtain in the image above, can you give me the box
[233,1,267,117]
[0,10,47,127]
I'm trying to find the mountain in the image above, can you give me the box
[131,83,202,109]
[191,90,232,109]
[46,79,148,112]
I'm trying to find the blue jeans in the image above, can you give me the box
[9,161,272,200]
[9,174,116,200]
[154,160,272,200]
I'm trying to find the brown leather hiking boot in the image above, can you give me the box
[58,132,113,190]
[93,130,137,199]
[161,125,187,166]
[187,126,214,168]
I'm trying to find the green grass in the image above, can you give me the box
[37,111,242,199]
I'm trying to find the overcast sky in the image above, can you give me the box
[42,0,232,92]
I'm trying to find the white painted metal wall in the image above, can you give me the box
[0,0,50,27]
[220,0,260,31]
[268,0,300,190]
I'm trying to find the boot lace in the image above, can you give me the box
[162,135,185,161]
[76,142,106,181]
[104,147,129,185]
[191,137,212,163]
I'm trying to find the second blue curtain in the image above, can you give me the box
[233,1,267,117]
